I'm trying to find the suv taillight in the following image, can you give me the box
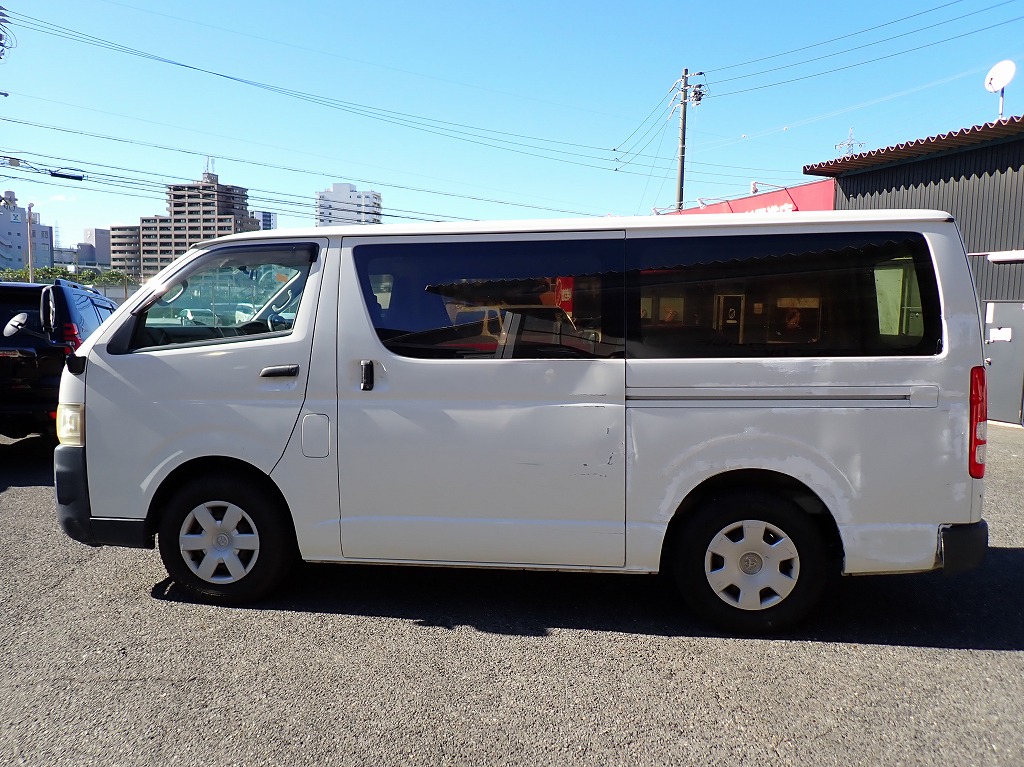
[62,322,83,352]
[969,366,987,479]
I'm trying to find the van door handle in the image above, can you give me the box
[360,359,374,391]
[260,364,300,378]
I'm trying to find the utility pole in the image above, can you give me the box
[26,202,34,283]
[675,69,705,212]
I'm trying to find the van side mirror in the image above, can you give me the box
[66,353,87,375]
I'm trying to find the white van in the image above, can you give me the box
[53,210,988,632]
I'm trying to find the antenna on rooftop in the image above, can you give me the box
[985,60,1016,121]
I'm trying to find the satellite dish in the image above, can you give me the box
[985,60,1016,120]
[985,60,1016,93]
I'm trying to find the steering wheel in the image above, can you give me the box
[266,313,290,332]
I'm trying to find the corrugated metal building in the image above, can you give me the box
[804,116,1024,424]
[804,115,1024,295]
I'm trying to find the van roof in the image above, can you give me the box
[200,209,956,248]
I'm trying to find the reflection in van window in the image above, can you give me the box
[626,232,941,358]
[354,238,626,359]
[130,244,316,350]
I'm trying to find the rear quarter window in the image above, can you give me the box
[625,231,941,358]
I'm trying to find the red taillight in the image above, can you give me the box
[62,322,82,352]
[969,366,987,479]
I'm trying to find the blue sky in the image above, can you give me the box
[0,0,1021,245]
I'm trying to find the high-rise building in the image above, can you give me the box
[315,183,382,226]
[110,173,260,280]
[0,193,54,272]
[250,210,278,230]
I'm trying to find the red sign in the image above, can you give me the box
[554,276,574,313]
[674,178,835,215]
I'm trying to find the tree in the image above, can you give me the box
[0,267,28,282]
[1,266,138,291]
[94,269,133,287]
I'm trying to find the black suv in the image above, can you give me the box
[0,279,118,439]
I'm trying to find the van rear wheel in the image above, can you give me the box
[157,476,295,604]
[673,492,829,633]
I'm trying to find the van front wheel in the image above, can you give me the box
[673,493,829,633]
[157,477,295,603]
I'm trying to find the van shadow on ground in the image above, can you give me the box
[153,546,1024,651]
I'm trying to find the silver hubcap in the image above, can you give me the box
[704,519,799,611]
[178,501,260,584]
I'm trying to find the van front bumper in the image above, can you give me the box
[54,445,152,549]
[940,520,988,575]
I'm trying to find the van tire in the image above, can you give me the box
[672,492,829,633]
[157,476,295,604]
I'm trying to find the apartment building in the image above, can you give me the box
[315,183,382,226]
[110,225,142,276]
[251,210,278,230]
[111,173,260,280]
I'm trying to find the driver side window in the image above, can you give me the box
[129,243,316,351]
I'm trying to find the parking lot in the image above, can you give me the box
[1,425,1022,766]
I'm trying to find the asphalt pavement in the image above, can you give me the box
[0,425,1022,766]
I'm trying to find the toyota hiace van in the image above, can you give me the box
[53,211,988,632]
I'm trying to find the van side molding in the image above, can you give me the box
[626,385,940,408]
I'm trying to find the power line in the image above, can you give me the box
[612,83,678,156]
[708,0,1020,86]
[0,117,603,216]
[8,1,1017,210]
[9,10,626,168]
[14,7,943,187]
[1,159,476,225]
[709,0,971,73]
[6,149,482,222]
[3,90,629,217]
[95,0,626,121]
[710,14,1024,98]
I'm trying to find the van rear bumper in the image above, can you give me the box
[54,445,152,549]
[940,520,988,575]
